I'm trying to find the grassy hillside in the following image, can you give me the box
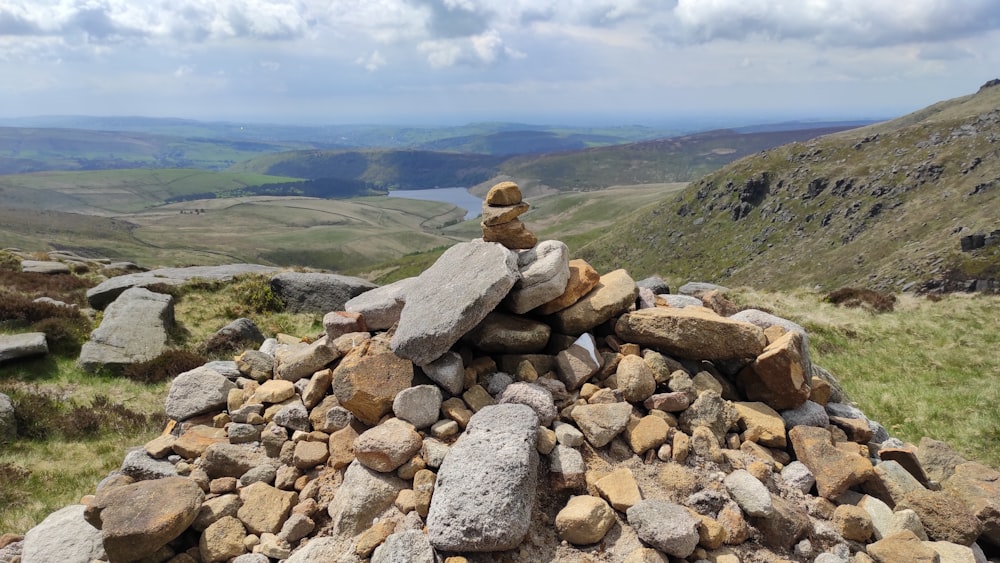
[578,82,1000,292]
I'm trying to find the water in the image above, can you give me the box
[387,187,482,220]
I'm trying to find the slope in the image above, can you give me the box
[578,81,1000,292]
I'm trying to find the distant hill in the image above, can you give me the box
[229,149,506,190]
[484,126,862,197]
[578,81,1000,293]
[0,127,310,173]
[0,117,674,155]
[0,169,306,214]
[232,125,861,195]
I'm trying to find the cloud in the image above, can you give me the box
[418,28,521,68]
[355,50,386,72]
[668,0,1000,47]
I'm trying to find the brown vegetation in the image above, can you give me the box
[824,287,896,312]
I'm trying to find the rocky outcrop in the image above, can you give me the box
[87,264,281,309]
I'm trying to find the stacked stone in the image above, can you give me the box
[14,237,1000,563]
[480,181,537,249]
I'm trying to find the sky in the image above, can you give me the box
[1,0,1000,126]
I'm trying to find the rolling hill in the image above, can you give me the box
[578,80,1000,293]
[484,126,863,198]
[0,127,311,173]
[228,149,505,190]
[230,125,862,196]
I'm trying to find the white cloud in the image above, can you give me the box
[669,0,1000,47]
[355,50,386,72]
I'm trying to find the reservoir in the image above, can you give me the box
[387,187,482,220]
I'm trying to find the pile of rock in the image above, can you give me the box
[480,181,537,249]
[9,188,1000,563]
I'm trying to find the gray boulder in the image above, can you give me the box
[637,275,670,295]
[21,504,106,563]
[327,460,407,537]
[0,333,47,364]
[119,447,178,480]
[781,400,829,429]
[724,469,774,517]
[204,318,265,353]
[626,499,700,558]
[345,277,418,331]
[393,385,444,429]
[422,352,465,396]
[270,272,377,314]
[658,294,703,308]
[497,382,557,426]
[87,264,280,309]
[0,392,15,441]
[164,365,237,422]
[77,287,174,372]
[504,240,570,314]
[678,282,729,296]
[427,404,539,552]
[391,241,519,366]
[372,529,438,563]
[20,260,71,274]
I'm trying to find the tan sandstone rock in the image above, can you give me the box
[550,269,639,335]
[615,307,766,361]
[789,425,874,500]
[555,495,617,545]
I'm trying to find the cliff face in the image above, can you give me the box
[580,81,1000,293]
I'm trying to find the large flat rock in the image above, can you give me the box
[427,403,540,552]
[615,306,767,361]
[87,264,281,309]
[0,332,47,364]
[391,241,518,366]
[78,287,175,372]
[270,272,376,314]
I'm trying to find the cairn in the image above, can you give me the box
[8,210,1000,563]
[481,181,538,249]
